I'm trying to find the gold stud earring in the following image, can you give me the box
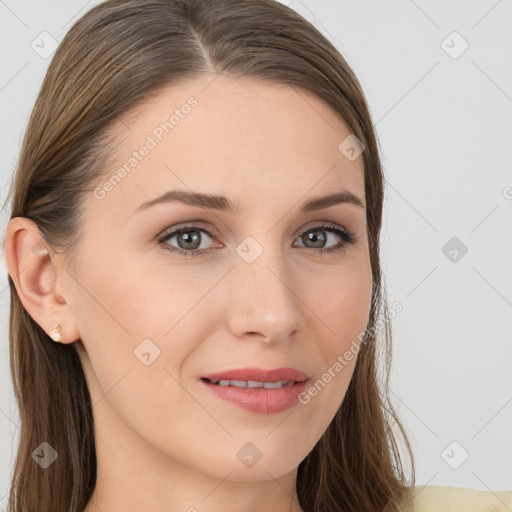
[50,323,62,343]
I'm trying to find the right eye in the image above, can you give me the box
[157,224,221,258]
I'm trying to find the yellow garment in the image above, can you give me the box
[411,485,512,511]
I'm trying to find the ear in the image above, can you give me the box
[4,217,81,344]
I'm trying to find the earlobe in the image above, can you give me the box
[49,322,63,343]
[4,217,80,344]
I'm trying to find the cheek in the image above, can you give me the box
[73,255,222,405]
[298,262,372,415]
[309,261,373,351]
[77,254,211,344]
[73,259,202,447]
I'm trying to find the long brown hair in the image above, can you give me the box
[3,0,415,510]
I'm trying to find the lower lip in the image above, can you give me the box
[200,379,308,414]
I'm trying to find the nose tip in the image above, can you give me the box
[226,253,303,344]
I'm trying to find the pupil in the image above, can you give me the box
[305,230,326,248]
[179,230,200,250]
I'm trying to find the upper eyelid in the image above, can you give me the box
[157,222,217,240]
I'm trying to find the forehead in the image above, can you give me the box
[91,75,365,217]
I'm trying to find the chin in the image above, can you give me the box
[190,445,302,483]
[220,460,299,482]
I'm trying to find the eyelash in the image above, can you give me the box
[157,222,356,258]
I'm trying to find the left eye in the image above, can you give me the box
[158,226,219,257]
[157,223,356,258]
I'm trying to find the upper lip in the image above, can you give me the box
[201,367,308,383]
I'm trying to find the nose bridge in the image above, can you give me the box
[227,234,302,341]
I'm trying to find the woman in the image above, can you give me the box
[3,1,510,511]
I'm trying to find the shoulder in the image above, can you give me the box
[409,484,512,511]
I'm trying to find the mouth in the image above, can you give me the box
[199,367,309,414]
[200,377,298,389]
[200,366,308,385]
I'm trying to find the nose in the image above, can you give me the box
[226,244,303,345]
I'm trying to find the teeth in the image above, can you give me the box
[263,381,290,389]
[209,379,292,389]
[222,379,246,387]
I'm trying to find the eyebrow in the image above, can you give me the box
[133,188,365,215]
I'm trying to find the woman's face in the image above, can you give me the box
[69,75,372,482]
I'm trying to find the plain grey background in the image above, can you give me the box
[1,0,511,506]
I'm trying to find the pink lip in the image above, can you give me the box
[200,379,308,414]
[199,367,309,414]
[201,367,308,383]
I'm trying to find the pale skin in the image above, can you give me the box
[5,74,372,512]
